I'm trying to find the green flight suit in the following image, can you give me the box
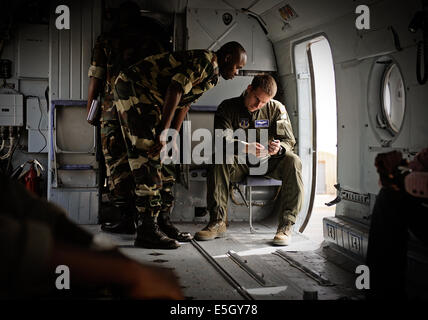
[207,94,304,229]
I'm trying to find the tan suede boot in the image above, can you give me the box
[194,220,227,241]
[273,224,293,246]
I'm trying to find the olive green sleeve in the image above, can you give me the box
[214,102,247,155]
[273,101,296,153]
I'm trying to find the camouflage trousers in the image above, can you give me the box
[100,92,175,218]
[100,93,134,207]
[207,152,304,230]
[112,72,176,219]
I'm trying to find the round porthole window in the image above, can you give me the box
[367,56,407,145]
[381,63,406,134]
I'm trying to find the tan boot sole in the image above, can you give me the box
[194,232,226,241]
[272,237,290,246]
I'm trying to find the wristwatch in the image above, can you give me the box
[277,146,285,156]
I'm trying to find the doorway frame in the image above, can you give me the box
[291,33,337,232]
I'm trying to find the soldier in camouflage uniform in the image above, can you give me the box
[195,75,304,246]
[114,42,247,249]
[87,1,171,234]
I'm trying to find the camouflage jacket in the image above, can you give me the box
[125,49,219,109]
[215,94,296,154]
[88,23,168,94]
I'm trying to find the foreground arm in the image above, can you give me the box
[50,243,184,300]
[86,77,103,125]
[86,34,108,125]
[0,174,183,299]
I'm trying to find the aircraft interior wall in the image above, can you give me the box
[0,0,426,228]
[272,0,428,225]
[1,0,428,304]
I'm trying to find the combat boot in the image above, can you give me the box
[158,210,193,242]
[194,220,227,241]
[273,223,293,246]
[134,215,180,249]
[101,203,136,234]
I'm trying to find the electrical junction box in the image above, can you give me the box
[17,24,49,78]
[0,94,24,126]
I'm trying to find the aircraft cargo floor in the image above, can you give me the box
[84,222,363,300]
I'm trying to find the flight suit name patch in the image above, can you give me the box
[255,119,269,128]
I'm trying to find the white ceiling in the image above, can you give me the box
[109,0,382,42]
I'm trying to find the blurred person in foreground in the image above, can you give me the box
[366,148,428,300]
[0,173,183,299]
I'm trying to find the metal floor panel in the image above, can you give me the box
[83,222,361,300]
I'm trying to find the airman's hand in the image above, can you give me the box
[268,139,281,156]
[246,142,269,158]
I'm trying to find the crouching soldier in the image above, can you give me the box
[113,42,247,249]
